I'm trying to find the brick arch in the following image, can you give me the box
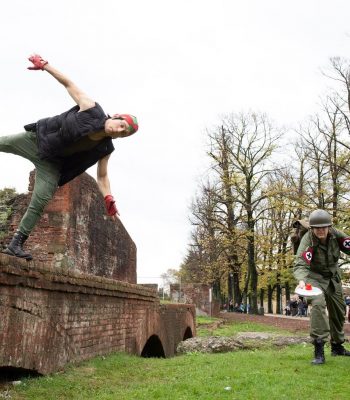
[183,326,193,340]
[0,367,41,382]
[1,253,196,374]
[141,335,165,358]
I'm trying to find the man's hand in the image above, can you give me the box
[297,280,306,289]
[27,54,48,70]
[104,195,120,217]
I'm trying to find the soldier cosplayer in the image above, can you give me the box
[0,54,138,261]
[294,209,350,365]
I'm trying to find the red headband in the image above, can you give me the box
[112,114,139,134]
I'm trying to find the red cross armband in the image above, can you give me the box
[337,237,350,251]
[301,247,314,265]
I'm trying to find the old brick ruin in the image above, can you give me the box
[0,172,195,376]
[170,283,220,316]
[1,172,136,283]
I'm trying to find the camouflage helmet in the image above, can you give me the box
[308,209,332,228]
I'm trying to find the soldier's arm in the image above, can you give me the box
[333,228,350,256]
[294,233,312,286]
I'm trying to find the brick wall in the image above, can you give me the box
[0,255,196,375]
[2,171,136,283]
[0,172,196,375]
[170,283,220,316]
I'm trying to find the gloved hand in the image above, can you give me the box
[297,280,305,289]
[104,195,120,217]
[27,54,48,70]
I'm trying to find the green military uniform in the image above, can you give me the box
[294,228,350,343]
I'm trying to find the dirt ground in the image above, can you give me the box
[220,311,350,336]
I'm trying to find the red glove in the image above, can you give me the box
[104,195,119,216]
[27,54,48,70]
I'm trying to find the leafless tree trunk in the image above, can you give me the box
[209,112,283,314]
[207,127,245,305]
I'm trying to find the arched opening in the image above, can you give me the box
[141,335,165,358]
[183,326,193,340]
[0,366,41,385]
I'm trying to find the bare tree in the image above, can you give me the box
[323,57,350,134]
[296,103,350,220]
[295,124,328,210]
[208,112,283,313]
[207,127,245,304]
[181,181,227,297]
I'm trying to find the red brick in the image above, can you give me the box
[1,171,136,283]
[0,256,196,374]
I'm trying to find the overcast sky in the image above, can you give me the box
[1,0,350,286]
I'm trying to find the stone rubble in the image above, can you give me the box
[176,332,310,354]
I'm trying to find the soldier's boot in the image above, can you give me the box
[311,339,325,365]
[331,342,350,356]
[3,231,33,261]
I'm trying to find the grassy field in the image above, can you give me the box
[196,316,288,337]
[4,318,350,400]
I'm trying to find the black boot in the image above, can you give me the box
[312,339,325,365]
[3,231,33,261]
[331,342,350,356]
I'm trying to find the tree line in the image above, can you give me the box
[178,57,350,314]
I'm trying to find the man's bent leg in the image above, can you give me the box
[4,231,33,260]
[310,293,328,364]
[4,163,60,260]
[18,164,60,236]
[326,280,350,356]
[2,133,61,260]
[310,292,329,341]
[327,281,345,344]
[0,131,39,162]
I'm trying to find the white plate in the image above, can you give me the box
[295,286,322,297]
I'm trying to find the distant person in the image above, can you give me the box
[345,295,350,306]
[1,54,138,261]
[289,296,298,316]
[294,209,350,365]
[284,303,291,316]
[229,299,234,312]
[304,299,309,317]
[297,297,305,317]
[345,296,350,322]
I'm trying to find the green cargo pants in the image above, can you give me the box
[309,279,345,343]
[0,131,61,236]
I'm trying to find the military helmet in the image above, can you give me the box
[308,209,332,228]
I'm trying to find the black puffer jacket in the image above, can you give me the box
[58,137,114,186]
[24,103,115,187]
[25,103,108,160]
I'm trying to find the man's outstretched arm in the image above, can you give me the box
[27,54,95,111]
[97,155,120,220]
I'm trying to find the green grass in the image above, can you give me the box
[5,320,350,400]
[8,346,350,400]
[196,315,219,325]
[196,317,288,337]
